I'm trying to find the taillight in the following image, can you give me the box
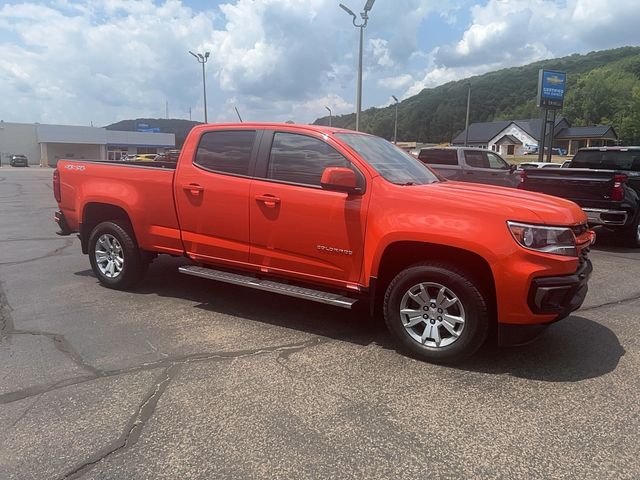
[517,169,526,189]
[611,174,627,202]
[53,169,61,202]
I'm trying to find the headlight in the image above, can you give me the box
[507,221,577,256]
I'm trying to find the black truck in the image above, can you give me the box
[519,147,640,247]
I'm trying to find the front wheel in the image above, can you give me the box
[88,221,147,290]
[383,263,489,363]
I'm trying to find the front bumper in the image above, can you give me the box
[527,257,592,318]
[499,257,592,345]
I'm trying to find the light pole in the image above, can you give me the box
[325,106,332,127]
[464,82,471,147]
[339,0,376,131]
[189,50,210,123]
[392,95,399,143]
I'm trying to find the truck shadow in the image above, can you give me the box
[75,256,625,383]
[454,316,625,382]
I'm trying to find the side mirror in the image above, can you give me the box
[320,167,362,194]
[509,164,517,173]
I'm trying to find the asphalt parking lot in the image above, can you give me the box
[1,167,638,479]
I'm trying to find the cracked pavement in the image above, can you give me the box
[0,168,639,479]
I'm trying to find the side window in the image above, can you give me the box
[268,132,349,186]
[464,150,489,168]
[418,150,458,165]
[486,152,509,169]
[194,130,256,176]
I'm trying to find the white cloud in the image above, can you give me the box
[378,74,414,90]
[369,38,395,68]
[404,0,640,99]
[0,0,638,127]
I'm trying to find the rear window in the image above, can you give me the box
[195,130,256,176]
[418,149,457,165]
[571,150,640,170]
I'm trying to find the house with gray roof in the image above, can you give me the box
[452,117,617,156]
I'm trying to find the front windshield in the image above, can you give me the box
[335,133,439,185]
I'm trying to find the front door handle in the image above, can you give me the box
[255,194,281,208]
[183,183,204,195]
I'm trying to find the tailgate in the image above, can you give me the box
[521,168,615,202]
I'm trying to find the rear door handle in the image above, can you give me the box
[183,183,204,195]
[255,194,281,208]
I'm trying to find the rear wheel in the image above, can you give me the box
[383,263,489,363]
[88,221,147,290]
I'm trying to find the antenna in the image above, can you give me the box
[235,107,243,122]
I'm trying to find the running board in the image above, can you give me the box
[178,265,358,309]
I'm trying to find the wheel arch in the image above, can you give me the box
[371,241,497,328]
[80,202,136,254]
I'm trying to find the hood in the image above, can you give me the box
[396,180,587,225]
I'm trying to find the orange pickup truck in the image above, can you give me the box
[54,123,594,362]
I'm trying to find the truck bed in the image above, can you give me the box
[57,159,184,255]
[519,167,618,202]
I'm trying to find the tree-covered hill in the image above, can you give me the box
[314,46,640,145]
[105,118,202,147]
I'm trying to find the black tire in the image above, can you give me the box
[623,216,640,248]
[88,220,147,290]
[383,262,489,363]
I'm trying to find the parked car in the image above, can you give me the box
[134,154,157,162]
[9,154,29,167]
[524,147,567,156]
[519,146,640,247]
[54,124,594,363]
[518,162,563,169]
[417,147,519,187]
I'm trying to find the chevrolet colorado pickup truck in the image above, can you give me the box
[54,123,594,363]
[519,147,640,247]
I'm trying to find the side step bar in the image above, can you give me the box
[178,265,359,309]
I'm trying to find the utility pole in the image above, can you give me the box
[464,82,471,147]
[392,95,399,143]
[339,0,376,131]
[189,50,210,123]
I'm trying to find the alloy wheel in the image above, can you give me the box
[399,282,466,348]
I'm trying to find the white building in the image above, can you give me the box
[452,117,617,156]
[0,121,175,167]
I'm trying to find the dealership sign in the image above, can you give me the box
[537,69,566,109]
[136,122,161,133]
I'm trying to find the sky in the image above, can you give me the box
[1,0,639,127]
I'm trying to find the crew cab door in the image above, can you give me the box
[249,130,368,286]
[463,150,516,187]
[174,128,260,265]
